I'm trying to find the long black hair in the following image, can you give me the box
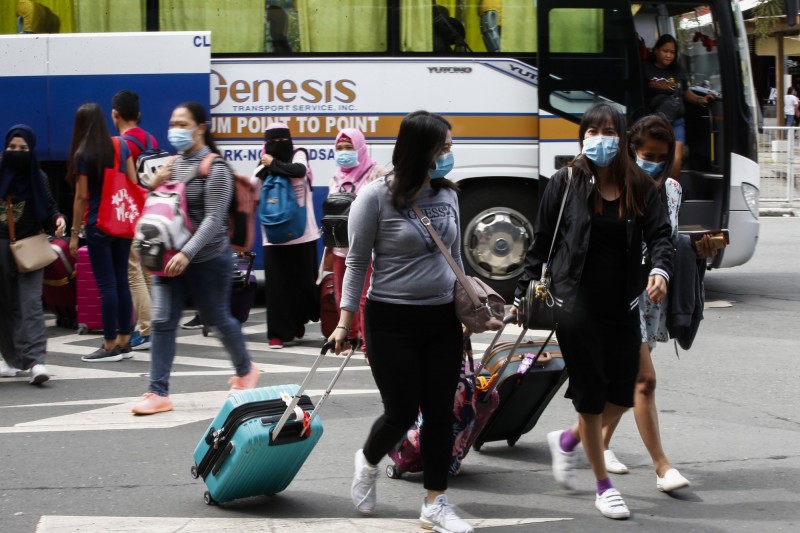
[389,110,457,209]
[66,103,114,187]
[628,114,676,190]
[176,101,220,155]
[572,102,652,217]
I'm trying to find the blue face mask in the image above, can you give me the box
[582,135,619,167]
[335,150,359,169]
[168,127,196,152]
[430,152,454,179]
[635,156,666,177]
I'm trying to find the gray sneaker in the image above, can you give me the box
[547,430,578,490]
[420,494,474,533]
[351,449,378,514]
[81,345,123,363]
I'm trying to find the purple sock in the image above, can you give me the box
[559,428,580,452]
[596,477,614,495]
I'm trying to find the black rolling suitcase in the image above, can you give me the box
[203,252,256,336]
[472,321,567,451]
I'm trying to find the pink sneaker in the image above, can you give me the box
[131,392,173,415]
[268,338,283,349]
[228,363,261,392]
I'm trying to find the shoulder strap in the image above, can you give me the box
[145,133,156,150]
[544,167,572,270]
[411,204,482,309]
[197,152,221,178]
[5,197,16,242]
[111,136,123,172]
[121,134,145,152]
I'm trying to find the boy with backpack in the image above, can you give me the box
[111,89,163,352]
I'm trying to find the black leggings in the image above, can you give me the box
[362,299,463,491]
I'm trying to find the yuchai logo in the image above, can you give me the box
[211,70,357,109]
[427,67,472,73]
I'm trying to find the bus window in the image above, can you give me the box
[400,1,536,53]
[160,0,266,53]
[3,0,146,35]
[294,0,387,53]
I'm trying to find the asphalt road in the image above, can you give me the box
[1,217,798,533]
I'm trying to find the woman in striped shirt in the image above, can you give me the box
[131,102,260,415]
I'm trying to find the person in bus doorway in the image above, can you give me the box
[66,103,138,363]
[112,89,157,352]
[331,111,474,533]
[0,124,66,384]
[560,114,718,495]
[252,122,318,349]
[327,128,387,358]
[512,103,673,520]
[643,34,715,178]
[130,102,260,415]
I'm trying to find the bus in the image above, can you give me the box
[0,1,762,299]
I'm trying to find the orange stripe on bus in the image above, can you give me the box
[211,115,539,140]
[539,117,579,140]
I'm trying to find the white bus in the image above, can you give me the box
[1,1,762,298]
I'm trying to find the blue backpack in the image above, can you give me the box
[259,174,308,244]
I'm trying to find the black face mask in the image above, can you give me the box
[264,140,293,163]
[3,150,32,171]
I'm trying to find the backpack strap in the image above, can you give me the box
[121,134,145,152]
[145,133,156,150]
[197,152,222,178]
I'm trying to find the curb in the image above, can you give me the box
[759,207,797,217]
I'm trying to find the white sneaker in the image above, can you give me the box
[595,488,630,519]
[420,494,474,533]
[656,468,690,492]
[29,364,50,385]
[547,430,578,490]
[0,360,20,377]
[351,449,378,514]
[604,449,629,474]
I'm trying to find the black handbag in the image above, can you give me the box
[320,165,374,248]
[517,167,572,332]
[649,93,684,122]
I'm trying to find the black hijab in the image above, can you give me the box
[263,123,294,163]
[0,124,51,223]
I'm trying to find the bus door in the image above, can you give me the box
[536,0,645,185]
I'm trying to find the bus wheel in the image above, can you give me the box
[460,186,536,302]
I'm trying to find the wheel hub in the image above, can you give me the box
[463,208,532,281]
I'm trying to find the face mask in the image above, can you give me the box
[636,156,666,177]
[335,150,359,169]
[265,140,293,162]
[430,152,454,179]
[582,135,619,167]
[168,128,196,152]
[2,150,32,171]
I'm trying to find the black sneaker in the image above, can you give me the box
[81,345,123,363]
[120,342,133,360]
[181,314,204,330]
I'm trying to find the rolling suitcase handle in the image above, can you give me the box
[271,339,361,443]
[474,315,556,399]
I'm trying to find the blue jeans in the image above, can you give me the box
[149,251,252,396]
[84,225,133,340]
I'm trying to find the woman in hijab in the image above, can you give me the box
[0,124,66,384]
[253,122,319,349]
[328,128,387,354]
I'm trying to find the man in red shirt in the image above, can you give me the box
[111,90,158,352]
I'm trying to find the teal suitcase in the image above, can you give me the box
[191,341,358,505]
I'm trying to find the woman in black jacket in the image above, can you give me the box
[0,124,66,384]
[512,103,672,520]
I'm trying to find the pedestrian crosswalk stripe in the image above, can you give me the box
[36,515,571,532]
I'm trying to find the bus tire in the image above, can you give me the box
[459,182,537,302]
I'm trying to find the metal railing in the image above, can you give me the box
[758,126,800,202]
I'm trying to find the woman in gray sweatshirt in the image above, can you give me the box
[330,111,473,533]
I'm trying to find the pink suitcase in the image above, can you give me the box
[42,238,77,329]
[76,246,103,334]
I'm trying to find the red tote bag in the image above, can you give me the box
[97,137,145,238]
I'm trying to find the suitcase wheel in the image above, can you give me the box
[203,491,216,505]
[202,325,209,337]
[386,464,402,479]
[507,438,517,447]
[190,465,199,479]
[77,325,88,335]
